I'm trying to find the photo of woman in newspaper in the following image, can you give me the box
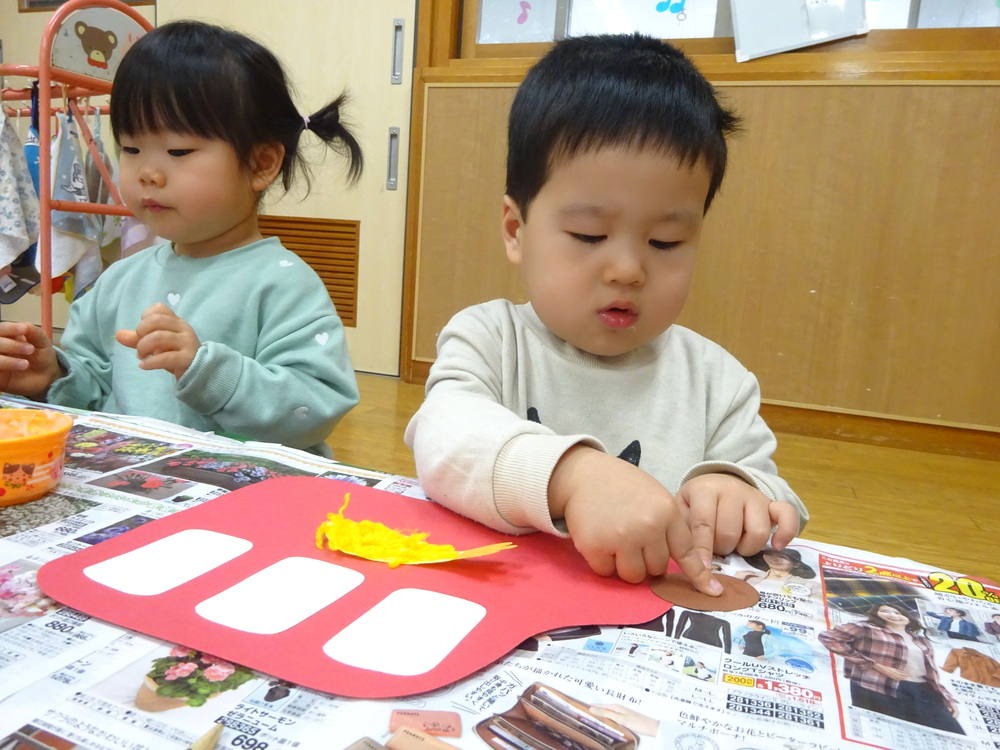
[818,602,965,734]
[733,547,819,599]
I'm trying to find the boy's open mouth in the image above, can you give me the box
[599,305,638,329]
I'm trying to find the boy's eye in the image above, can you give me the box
[167,149,194,157]
[570,233,606,244]
[121,146,139,155]
[650,240,681,251]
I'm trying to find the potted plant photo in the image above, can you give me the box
[135,646,256,712]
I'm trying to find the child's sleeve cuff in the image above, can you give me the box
[493,432,605,537]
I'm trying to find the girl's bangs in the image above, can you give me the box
[112,57,235,141]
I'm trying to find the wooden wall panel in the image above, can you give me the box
[688,84,1000,429]
[411,82,1000,430]
[412,85,523,359]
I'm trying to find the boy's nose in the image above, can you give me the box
[604,245,646,286]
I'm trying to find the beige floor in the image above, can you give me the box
[327,373,999,585]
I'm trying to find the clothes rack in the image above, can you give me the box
[0,0,152,337]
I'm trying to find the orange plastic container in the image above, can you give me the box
[0,409,74,506]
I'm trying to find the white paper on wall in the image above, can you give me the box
[917,0,1000,28]
[731,0,868,62]
[865,0,915,29]
[477,0,721,44]
[478,0,560,44]
[570,0,720,39]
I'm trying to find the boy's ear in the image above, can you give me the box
[501,195,525,265]
[250,142,285,192]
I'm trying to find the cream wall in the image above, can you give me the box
[2,7,59,66]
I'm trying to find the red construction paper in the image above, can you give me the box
[39,476,672,698]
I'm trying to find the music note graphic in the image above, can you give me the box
[517,1,532,25]
[655,0,687,16]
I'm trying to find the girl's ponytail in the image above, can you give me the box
[302,94,364,185]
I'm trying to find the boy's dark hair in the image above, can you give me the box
[506,33,740,216]
[110,21,363,192]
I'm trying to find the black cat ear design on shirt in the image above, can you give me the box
[617,440,641,466]
[527,408,642,466]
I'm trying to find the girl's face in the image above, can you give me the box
[118,131,275,257]
[501,146,710,357]
[747,621,764,631]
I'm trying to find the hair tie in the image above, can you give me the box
[301,115,311,131]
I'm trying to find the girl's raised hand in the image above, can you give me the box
[116,302,201,380]
[0,321,62,397]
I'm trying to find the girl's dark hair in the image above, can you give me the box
[506,33,740,217]
[747,620,771,633]
[110,21,363,192]
[866,603,923,635]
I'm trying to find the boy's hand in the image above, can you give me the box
[116,303,201,380]
[0,321,62,398]
[548,446,722,596]
[675,473,799,566]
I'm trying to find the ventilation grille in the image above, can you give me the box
[258,215,360,327]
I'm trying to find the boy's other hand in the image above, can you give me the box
[116,302,201,380]
[675,473,799,566]
[0,321,62,398]
[549,445,722,596]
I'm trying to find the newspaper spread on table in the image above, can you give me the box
[1,399,998,750]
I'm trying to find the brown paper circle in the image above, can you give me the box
[648,573,760,612]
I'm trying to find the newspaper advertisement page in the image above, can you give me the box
[1,401,999,749]
[816,547,1000,749]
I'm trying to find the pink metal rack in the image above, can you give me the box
[1,0,153,336]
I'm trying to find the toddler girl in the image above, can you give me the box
[0,21,363,456]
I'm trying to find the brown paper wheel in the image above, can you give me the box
[648,573,759,611]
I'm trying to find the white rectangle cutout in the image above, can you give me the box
[84,529,252,596]
[195,557,365,635]
[323,588,486,676]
